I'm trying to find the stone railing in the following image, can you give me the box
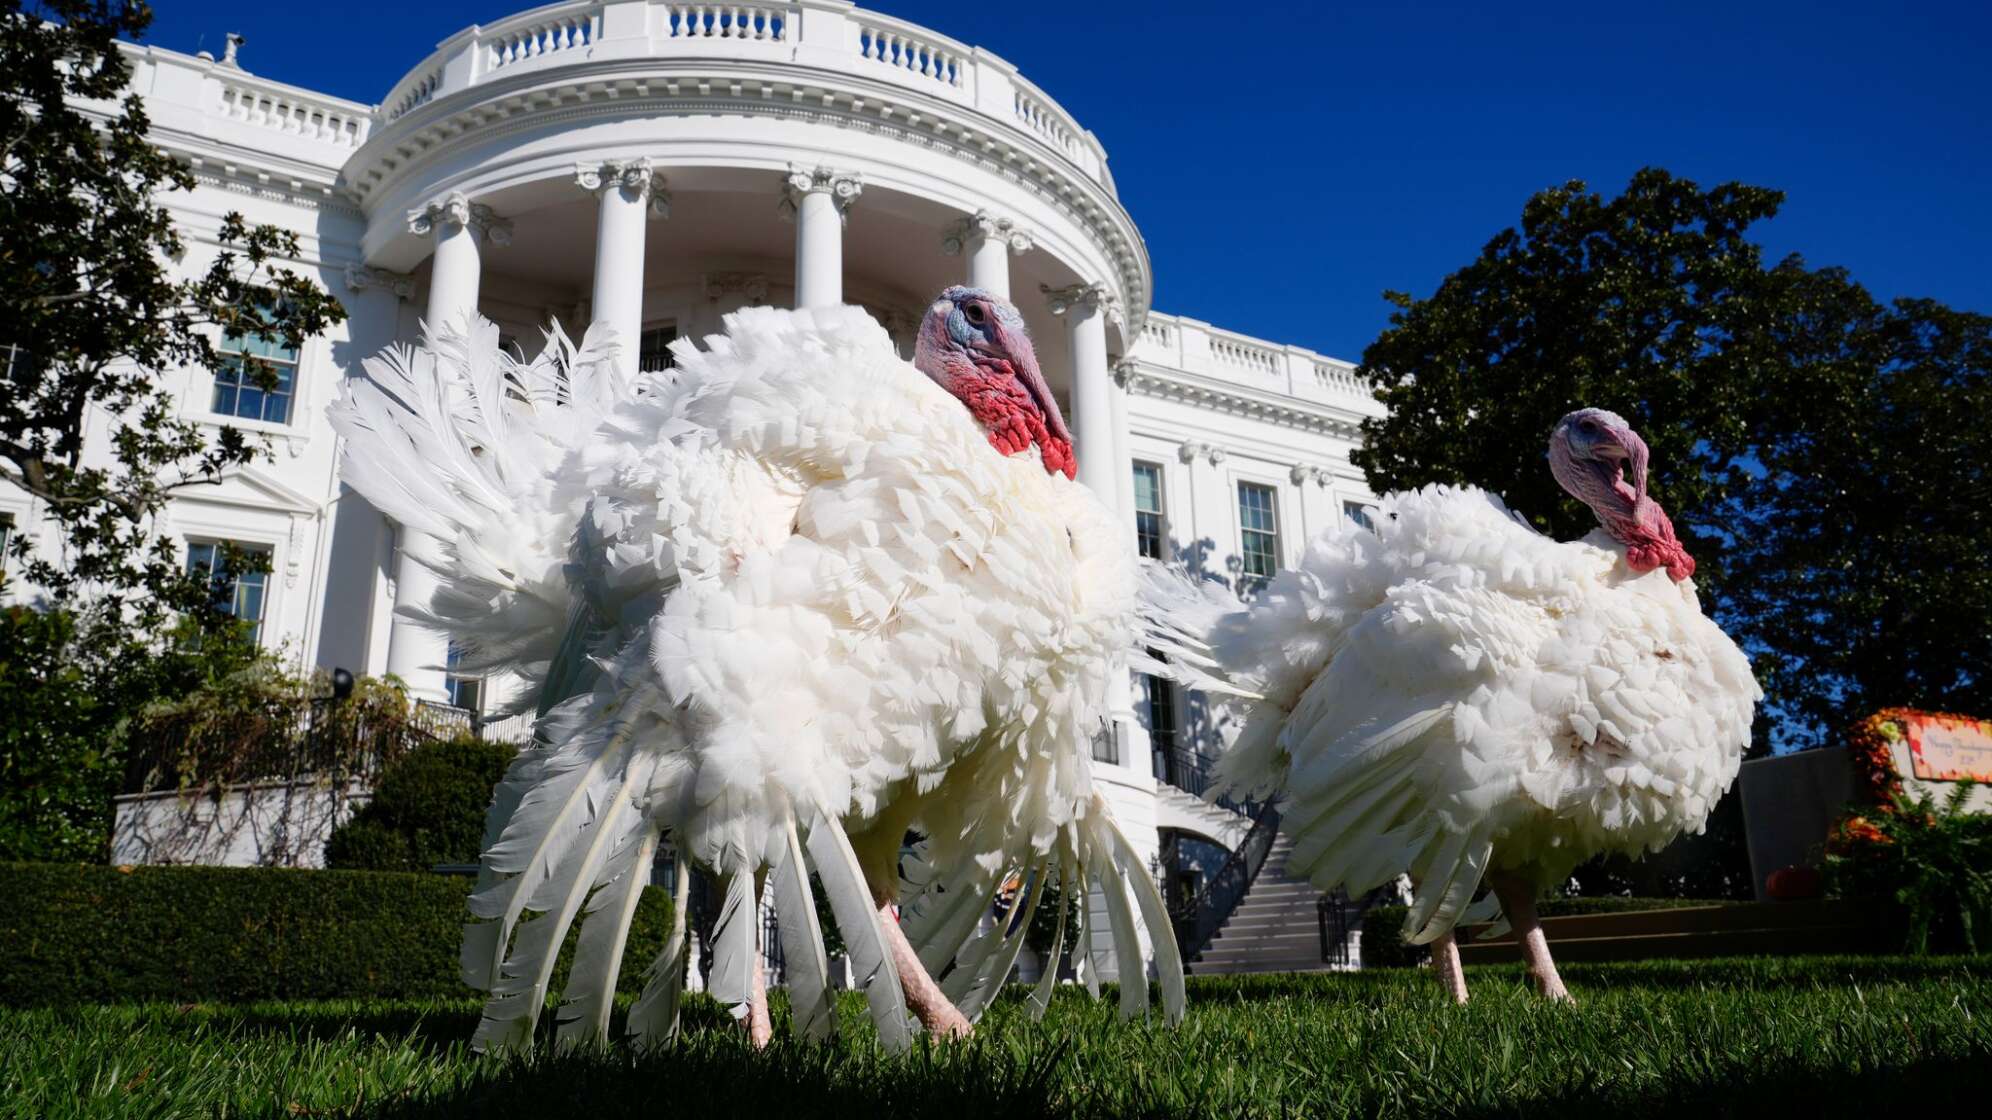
[371,0,1110,186]
[482,5,601,74]
[217,77,372,148]
[661,2,791,40]
[853,9,966,88]
[1129,312,1382,414]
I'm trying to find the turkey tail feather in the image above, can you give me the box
[804,805,914,1053]
[771,816,837,1042]
[626,860,692,1049]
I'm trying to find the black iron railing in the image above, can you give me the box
[1318,886,1388,967]
[1170,800,1283,962]
[1153,746,1259,817]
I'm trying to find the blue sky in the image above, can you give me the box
[148,1,1992,361]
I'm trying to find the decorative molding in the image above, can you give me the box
[1042,280,1119,322]
[574,157,671,217]
[1177,440,1227,466]
[778,164,863,224]
[1289,464,1333,487]
[406,191,513,246]
[703,271,769,304]
[941,209,1035,257]
[1124,362,1368,441]
[342,264,415,300]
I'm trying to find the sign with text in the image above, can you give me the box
[1904,713,1992,783]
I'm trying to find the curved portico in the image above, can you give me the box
[348,1,1150,736]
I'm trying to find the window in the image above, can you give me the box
[186,540,272,643]
[1142,672,1178,759]
[211,321,299,424]
[1131,462,1166,560]
[1344,501,1376,532]
[637,325,678,373]
[445,641,485,713]
[1091,722,1120,765]
[0,512,13,575]
[1237,482,1280,592]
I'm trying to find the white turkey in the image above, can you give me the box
[328,288,1213,1053]
[1206,409,1760,1002]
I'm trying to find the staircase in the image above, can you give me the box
[1189,833,1356,975]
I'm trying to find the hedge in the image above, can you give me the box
[325,737,517,872]
[0,862,674,1005]
[1361,897,1729,968]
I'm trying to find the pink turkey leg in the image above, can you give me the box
[1491,872,1572,1003]
[1429,929,1470,1005]
[873,894,972,1039]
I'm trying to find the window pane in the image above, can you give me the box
[638,326,678,373]
[1132,464,1162,513]
[1238,482,1280,591]
[1344,501,1375,531]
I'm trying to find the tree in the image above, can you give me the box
[1353,167,1992,754]
[0,2,346,860]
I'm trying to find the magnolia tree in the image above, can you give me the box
[0,1,346,860]
[1353,169,1991,897]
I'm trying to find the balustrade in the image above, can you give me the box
[663,3,788,41]
[856,19,964,87]
[1210,336,1282,378]
[220,82,369,147]
[486,9,599,72]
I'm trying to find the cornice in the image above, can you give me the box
[344,63,1149,327]
[1120,360,1371,440]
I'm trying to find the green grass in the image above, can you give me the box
[4,956,1988,1119]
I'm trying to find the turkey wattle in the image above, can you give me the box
[328,288,1205,1053]
[1206,409,1760,1002]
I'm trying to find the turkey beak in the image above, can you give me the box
[988,314,1072,444]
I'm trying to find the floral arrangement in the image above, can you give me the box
[1827,709,1992,952]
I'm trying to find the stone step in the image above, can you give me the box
[1206,929,1322,951]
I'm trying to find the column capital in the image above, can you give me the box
[703,271,770,304]
[1178,440,1227,466]
[1289,463,1332,486]
[343,263,415,300]
[407,191,512,246]
[1042,281,1119,327]
[941,209,1035,257]
[575,158,671,217]
[778,164,863,224]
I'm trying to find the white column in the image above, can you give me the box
[1044,282,1121,510]
[389,192,510,701]
[577,158,669,376]
[942,210,1034,300]
[1110,362,1136,527]
[780,165,862,309]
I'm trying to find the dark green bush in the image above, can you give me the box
[325,737,516,871]
[1361,896,1730,967]
[0,862,673,1005]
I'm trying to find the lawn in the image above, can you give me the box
[4,956,1988,1119]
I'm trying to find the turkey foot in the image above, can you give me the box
[1429,929,1470,1005]
[1490,872,1572,1003]
[876,900,972,1039]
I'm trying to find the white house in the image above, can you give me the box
[10,1,1385,976]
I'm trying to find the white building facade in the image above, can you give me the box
[11,1,1384,975]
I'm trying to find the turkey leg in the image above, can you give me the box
[873,894,972,1039]
[742,869,774,1048]
[1429,929,1470,1005]
[1490,872,1572,1003]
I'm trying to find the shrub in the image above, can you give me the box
[325,738,516,871]
[1826,780,1992,953]
[0,862,673,1005]
[1360,896,1729,967]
